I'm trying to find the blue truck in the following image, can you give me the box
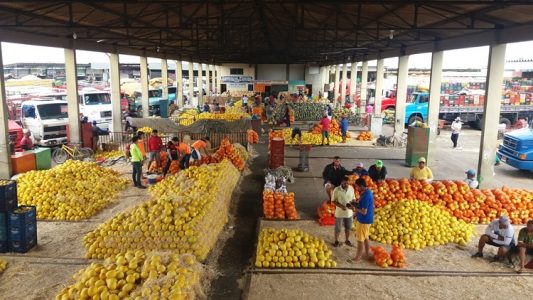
[404,92,533,129]
[129,89,164,116]
[497,122,533,170]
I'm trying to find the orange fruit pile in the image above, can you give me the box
[390,244,407,268]
[210,138,245,170]
[356,131,373,141]
[370,246,393,268]
[247,129,259,144]
[263,190,298,220]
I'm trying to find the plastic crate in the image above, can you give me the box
[0,180,17,212]
[8,222,37,242]
[7,206,37,228]
[0,212,7,241]
[9,233,37,253]
[0,240,8,253]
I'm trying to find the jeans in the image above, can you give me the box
[163,157,177,176]
[132,161,142,186]
[451,133,459,148]
[180,154,191,170]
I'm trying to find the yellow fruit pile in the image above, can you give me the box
[0,180,11,186]
[94,150,125,160]
[232,143,250,162]
[137,127,153,134]
[17,160,129,220]
[255,228,337,268]
[281,128,342,145]
[0,258,7,273]
[370,200,475,250]
[83,160,240,261]
[178,107,250,125]
[56,251,202,300]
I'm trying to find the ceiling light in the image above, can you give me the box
[96,39,105,43]
[389,30,395,40]
[72,32,77,40]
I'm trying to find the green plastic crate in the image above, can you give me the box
[31,148,52,170]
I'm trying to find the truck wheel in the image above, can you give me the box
[499,118,511,129]
[408,115,423,126]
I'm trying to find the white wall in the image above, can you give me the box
[289,64,305,81]
[219,63,255,93]
[257,64,286,80]
[305,65,322,96]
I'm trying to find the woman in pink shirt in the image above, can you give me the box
[320,115,330,146]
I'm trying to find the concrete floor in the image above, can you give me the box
[285,125,533,219]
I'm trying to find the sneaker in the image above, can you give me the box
[137,185,147,189]
[333,241,340,247]
[345,240,353,247]
[471,252,483,258]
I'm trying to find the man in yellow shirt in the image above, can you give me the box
[410,157,433,181]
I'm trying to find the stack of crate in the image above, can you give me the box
[0,180,37,253]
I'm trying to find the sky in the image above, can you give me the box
[2,40,533,69]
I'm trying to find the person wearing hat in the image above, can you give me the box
[368,160,387,182]
[20,129,34,151]
[352,162,369,177]
[465,169,479,189]
[472,216,515,260]
[451,117,462,149]
[410,157,433,181]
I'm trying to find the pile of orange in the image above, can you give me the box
[148,152,170,173]
[370,246,392,268]
[263,190,298,220]
[390,244,407,268]
[356,131,373,141]
[316,201,336,225]
[209,138,245,171]
[311,119,351,138]
[247,129,259,144]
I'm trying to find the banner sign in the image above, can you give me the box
[221,75,253,83]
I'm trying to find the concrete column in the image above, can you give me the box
[197,63,203,104]
[188,62,194,105]
[64,48,81,143]
[394,55,410,135]
[360,61,369,111]
[0,43,12,178]
[161,59,168,100]
[341,63,348,106]
[427,51,444,164]
[175,60,184,107]
[478,44,507,188]
[109,53,122,133]
[139,56,150,118]
[215,65,219,94]
[334,65,340,106]
[374,59,385,115]
[349,62,357,104]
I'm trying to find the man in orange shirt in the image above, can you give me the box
[163,137,191,176]
[181,137,210,169]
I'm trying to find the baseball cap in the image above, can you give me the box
[376,160,383,167]
[465,169,476,176]
[455,117,461,121]
[418,157,426,163]
[356,163,364,168]
[499,215,510,225]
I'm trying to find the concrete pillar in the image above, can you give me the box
[109,53,122,133]
[197,63,203,105]
[140,56,150,118]
[427,51,444,164]
[334,65,340,106]
[341,63,348,106]
[0,43,12,178]
[175,60,184,107]
[215,65,219,94]
[349,62,357,104]
[161,59,168,100]
[209,65,213,94]
[360,61,369,111]
[188,62,194,105]
[64,48,81,143]
[394,55,409,135]
[374,59,385,115]
[478,44,507,188]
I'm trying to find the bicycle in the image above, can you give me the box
[52,143,94,164]
[383,131,408,147]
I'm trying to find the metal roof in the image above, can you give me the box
[1,1,533,64]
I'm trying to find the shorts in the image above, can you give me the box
[486,238,514,250]
[355,221,372,242]
[291,128,302,139]
[335,217,353,233]
[322,130,330,138]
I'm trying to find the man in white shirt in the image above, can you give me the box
[242,95,249,107]
[464,169,479,189]
[332,177,355,247]
[472,215,515,259]
[451,117,462,149]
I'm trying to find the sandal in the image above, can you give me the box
[345,240,353,247]
[333,241,340,247]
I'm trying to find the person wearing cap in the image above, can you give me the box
[451,117,462,149]
[515,219,533,273]
[472,216,515,260]
[465,169,479,189]
[352,163,369,177]
[20,129,34,151]
[410,157,433,181]
[368,160,387,182]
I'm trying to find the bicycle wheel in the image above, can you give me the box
[385,136,395,147]
[52,148,68,164]
[79,148,94,160]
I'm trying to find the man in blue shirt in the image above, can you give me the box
[340,114,349,143]
[353,178,374,262]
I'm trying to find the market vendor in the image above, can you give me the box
[291,127,302,145]
[464,169,479,189]
[515,219,533,273]
[20,129,34,151]
[352,163,369,177]
[322,156,350,202]
[472,216,515,261]
[332,177,355,247]
[368,160,387,182]
[410,157,433,182]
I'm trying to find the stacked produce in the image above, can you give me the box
[56,251,203,299]
[262,191,298,220]
[356,131,373,141]
[273,103,325,121]
[282,128,342,145]
[247,129,259,144]
[17,160,129,220]
[94,150,125,161]
[316,201,336,226]
[255,228,337,268]
[0,258,7,273]
[370,200,475,250]
[370,246,392,268]
[138,127,153,134]
[178,108,250,125]
[148,151,169,173]
[83,160,240,261]
[390,244,407,268]
[209,138,245,171]
[232,143,250,162]
[348,176,533,224]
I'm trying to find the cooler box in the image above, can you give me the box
[405,126,430,167]
[30,148,52,170]
[11,152,36,175]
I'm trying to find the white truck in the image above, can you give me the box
[78,88,113,130]
[20,99,69,146]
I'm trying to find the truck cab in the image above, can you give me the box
[497,121,533,170]
[78,89,113,130]
[167,87,176,104]
[404,92,430,125]
[130,89,164,116]
[20,100,68,146]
